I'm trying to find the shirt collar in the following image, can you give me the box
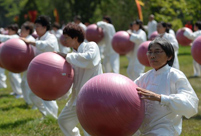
[38,31,49,40]
[153,64,170,75]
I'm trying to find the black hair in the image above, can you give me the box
[195,21,201,30]
[21,21,34,34]
[103,16,112,24]
[148,37,175,67]
[158,21,169,33]
[7,24,19,34]
[34,15,51,31]
[133,19,145,31]
[63,23,84,43]
[52,22,61,29]
[167,22,172,29]
[74,15,82,21]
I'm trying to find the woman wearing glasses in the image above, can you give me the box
[133,37,198,136]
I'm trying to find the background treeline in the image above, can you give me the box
[0,0,201,31]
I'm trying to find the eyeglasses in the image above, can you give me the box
[146,50,164,56]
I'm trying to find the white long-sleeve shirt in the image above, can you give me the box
[184,29,201,40]
[148,20,157,39]
[65,42,103,107]
[0,34,19,42]
[35,31,59,53]
[97,21,116,56]
[160,32,179,69]
[134,64,199,135]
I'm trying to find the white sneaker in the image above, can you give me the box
[15,94,24,99]
[10,92,17,96]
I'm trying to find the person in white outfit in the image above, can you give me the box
[147,14,157,39]
[157,21,180,70]
[167,22,176,37]
[97,16,120,73]
[21,15,59,119]
[73,15,87,32]
[133,37,198,136]
[0,24,23,98]
[127,19,147,80]
[183,21,201,77]
[56,23,103,136]
[20,21,36,105]
[51,22,71,53]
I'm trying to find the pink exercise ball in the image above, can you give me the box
[0,38,35,73]
[76,73,145,136]
[149,31,158,41]
[176,28,192,46]
[191,36,201,65]
[0,43,4,68]
[32,31,38,39]
[137,41,151,67]
[27,52,74,100]
[86,24,104,43]
[112,31,134,55]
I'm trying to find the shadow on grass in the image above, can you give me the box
[0,94,13,98]
[0,103,30,111]
[0,118,34,129]
[178,52,191,56]
[188,75,200,79]
[184,114,201,120]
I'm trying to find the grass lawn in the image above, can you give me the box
[0,45,201,136]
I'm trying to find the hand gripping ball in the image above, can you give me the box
[137,41,151,67]
[191,36,201,65]
[76,73,145,136]
[86,24,104,43]
[27,52,74,100]
[176,28,192,46]
[0,38,35,73]
[112,31,135,55]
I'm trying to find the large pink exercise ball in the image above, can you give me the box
[137,41,151,67]
[86,24,104,43]
[112,31,134,55]
[176,28,192,46]
[149,31,158,41]
[0,43,4,68]
[0,38,35,73]
[27,52,74,100]
[76,73,145,136]
[191,36,201,64]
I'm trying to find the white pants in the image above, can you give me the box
[0,67,7,89]
[21,71,32,104]
[58,105,90,136]
[29,91,58,119]
[127,58,145,81]
[8,72,22,95]
[193,60,201,76]
[103,53,119,73]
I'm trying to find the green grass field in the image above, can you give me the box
[0,45,201,136]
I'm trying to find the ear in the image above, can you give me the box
[167,56,172,61]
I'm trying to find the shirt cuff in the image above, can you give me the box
[65,54,71,63]
[160,94,170,105]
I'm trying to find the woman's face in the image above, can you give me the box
[147,43,172,70]
[63,34,78,49]
[157,23,166,34]
[20,27,29,38]
[132,23,140,31]
[35,23,46,37]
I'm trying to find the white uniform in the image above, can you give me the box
[184,29,201,76]
[0,34,22,97]
[127,29,147,80]
[21,35,36,105]
[160,33,180,69]
[58,42,103,136]
[29,31,59,119]
[169,29,176,37]
[51,29,71,53]
[147,20,157,39]
[134,64,198,136]
[97,21,119,73]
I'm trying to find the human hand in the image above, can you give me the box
[137,87,161,102]
[54,52,67,58]
[20,37,30,44]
